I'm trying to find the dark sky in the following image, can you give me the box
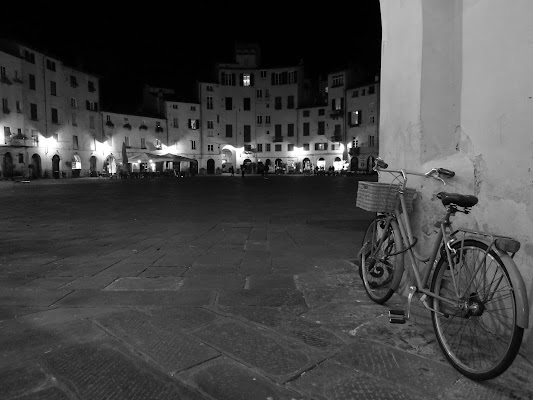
[1,2,381,111]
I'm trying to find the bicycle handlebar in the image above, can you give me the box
[373,157,455,184]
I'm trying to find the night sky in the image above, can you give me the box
[0,2,381,111]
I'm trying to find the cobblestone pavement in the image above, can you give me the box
[0,175,531,400]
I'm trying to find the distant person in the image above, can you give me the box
[229,166,234,176]
[241,165,245,178]
[264,164,269,179]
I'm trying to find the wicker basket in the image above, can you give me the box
[356,181,416,213]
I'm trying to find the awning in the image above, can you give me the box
[117,152,196,164]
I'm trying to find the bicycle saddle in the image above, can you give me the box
[437,192,478,208]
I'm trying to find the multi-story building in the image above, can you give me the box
[346,77,380,172]
[1,40,379,178]
[0,39,104,178]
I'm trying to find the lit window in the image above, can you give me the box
[243,74,251,86]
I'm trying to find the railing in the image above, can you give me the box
[273,136,283,142]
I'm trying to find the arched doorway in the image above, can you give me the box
[350,157,358,171]
[334,156,343,172]
[30,154,42,178]
[207,158,215,174]
[72,154,81,177]
[89,156,97,177]
[2,152,14,179]
[189,160,198,176]
[221,148,233,173]
[104,155,116,175]
[52,154,60,178]
[317,157,326,171]
[243,158,252,173]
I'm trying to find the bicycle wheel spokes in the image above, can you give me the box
[360,218,397,304]
[431,240,523,380]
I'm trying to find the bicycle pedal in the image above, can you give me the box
[388,309,406,324]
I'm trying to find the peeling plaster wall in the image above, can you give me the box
[379,0,533,358]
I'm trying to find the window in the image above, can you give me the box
[315,143,328,150]
[208,144,214,152]
[303,110,310,117]
[361,88,366,96]
[260,70,267,78]
[256,115,263,125]
[18,153,23,163]
[332,74,344,87]
[29,74,36,90]
[274,96,282,110]
[257,143,263,152]
[288,71,297,84]
[50,81,57,96]
[16,101,21,113]
[191,106,196,111]
[106,134,111,146]
[207,96,213,109]
[89,115,95,129]
[124,136,130,147]
[242,73,251,86]
[32,132,38,146]
[275,144,282,151]
[244,125,251,142]
[70,97,77,108]
[265,89,270,99]
[350,110,362,126]
[221,72,235,86]
[141,138,146,149]
[288,144,294,151]
[30,103,38,120]
[24,50,35,64]
[172,104,178,109]
[266,143,271,152]
[369,116,375,124]
[318,108,325,116]
[352,89,359,97]
[72,112,77,126]
[86,101,98,111]
[256,89,263,98]
[206,85,213,91]
[244,144,252,152]
[318,121,325,135]
[188,119,199,129]
[2,98,8,113]
[46,59,56,71]
[303,143,310,151]
[225,97,232,110]
[265,115,271,125]
[226,124,233,137]
[275,124,282,137]
[88,81,96,92]
[70,76,78,87]
[207,120,214,129]
[287,95,294,109]
[369,135,375,147]
[0,66,5,79]
[51,108,59,124]
[53,133,59,142]
[191,140,196,150]
[173,117,178,128]
[303,122,310,136]
[73,135,79,149]
[155,139,162,149]
[243,97,251,110]
[3,126,11,141]
[287,123,294,137]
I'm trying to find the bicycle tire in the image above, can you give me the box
[359,216,399,304]
[430,239,524,380]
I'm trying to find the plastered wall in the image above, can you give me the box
[379,0,533,358]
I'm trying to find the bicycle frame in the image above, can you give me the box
[375,168,529,327]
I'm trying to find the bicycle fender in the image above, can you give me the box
[496,251,529,329]
[389,219,406,292]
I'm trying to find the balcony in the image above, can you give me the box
[5,135,32,147]
[349,146,360,156]
[331,134,342,142]
[13,77,23,84]
[0,75,12,85]
[329,109,343,119]
[2,108,10,115]
[155,126,164,133]
[105,121,115,128]
[139,124,148,131]
[273,136,283,142]
[123,123,132,130]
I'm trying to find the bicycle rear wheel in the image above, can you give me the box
[430,240,524,380]
[359,216,399,304]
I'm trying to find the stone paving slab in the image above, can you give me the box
[178,356,312,400]
[181,275,246,289]
[0,289,73,307]
[0,306,50,321]
[104,277,183,290]
[93,262,149,277]
[17,277,77,290]
[13,306,116,327]
[192,319,322,383]
[139,266,188,277]
[245,274,296,289]
[287,358,429,400]
[41,341,207,400]
[184,265,240,276]
[142,307,218,331]
[54,289,215,307]
[333,339,461,399]
[217,288,308,313]
[95,310,220,373]
[221,306,346,352]
[57,275,118,289]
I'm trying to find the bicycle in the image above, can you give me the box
[356,157,529,380]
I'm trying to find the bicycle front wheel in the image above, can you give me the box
[359,216,399,304]
[430,240,524,380]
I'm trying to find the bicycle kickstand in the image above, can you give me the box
[388,286,417,324]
